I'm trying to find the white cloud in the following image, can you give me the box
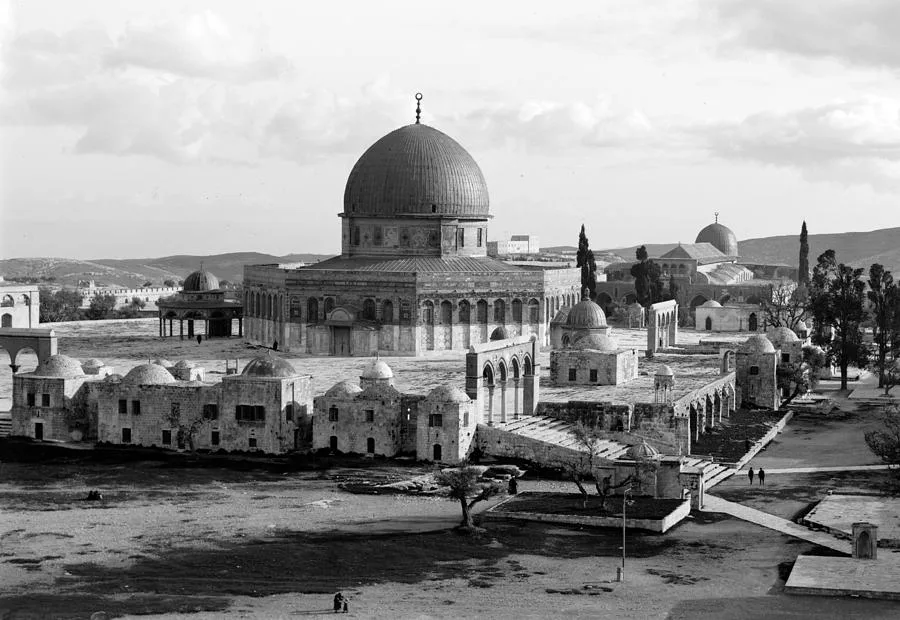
[697,98,900,190]
[711,0,900,70]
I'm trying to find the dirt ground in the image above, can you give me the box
[2,460,898,620]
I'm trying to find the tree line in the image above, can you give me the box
[39,288,147,322]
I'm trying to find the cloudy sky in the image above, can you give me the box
[1,0,899,259]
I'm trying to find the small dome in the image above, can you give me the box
[123,363,175,385]
[104,373,123,383]
[550,307,571,325]
[738,334,776,354]
[656,365,675,377]
[173,360,195,369]
[358,383,401,399]
[572,334,618,352]
[490,326,509,341]
[625,441,660,460]
[183,270,220,292]
[34,355,85,378]
[360,358,393,380]
[325,380,363,398]
[767,326,800,347]
[701,300,722,308]
[566,298,607,329]
[426,385,471,403]
[241,356,297,378]
[695,221,739,256]
[152,358,173,368]
[81,358,105,368]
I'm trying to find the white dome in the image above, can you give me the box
[361,358,393,380]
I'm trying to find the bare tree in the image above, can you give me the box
[435,463,500,530]
[570,421,638,512]
[165,404,204,452]
[777,345,827,407]
[762,281,809,331]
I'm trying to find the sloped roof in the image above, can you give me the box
[659,243,727,264]
[297,256,524,273]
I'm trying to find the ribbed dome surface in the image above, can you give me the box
[360,358,393,380]
[325,380,363,398]
[343,124,490,218]
[695,222,739,257]
[572,334,618,352]
[625,441,660,460]
[767,326,800,348]
[34,355,85,378]
[426,384,471,403]
[566,299,607,329]
[241,356,297,378]
[739,334,776,354]
[183,270,220,292]
[124,363,175,385]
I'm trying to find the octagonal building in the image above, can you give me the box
[243,102,580,356]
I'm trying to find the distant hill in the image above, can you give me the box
[0,252,335,288]
[597,227,900,273]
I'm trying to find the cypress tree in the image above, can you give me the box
[799,221,810,286]
[576,225,597,298]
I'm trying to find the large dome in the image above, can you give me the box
[695,221,739,257]
[183,270,220,292]
[123,363,175,385]
[738,334,776,354]
[566,298,607,329]
[343,124,490,219]
[34,354,85,378]
[241,356,297,378]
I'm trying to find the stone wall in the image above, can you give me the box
[696,304,759,332]
[312,389,404,456]
[417,397,476,464]
[10,375,91,441]
[0,285,39,328]
[549,349,639,385]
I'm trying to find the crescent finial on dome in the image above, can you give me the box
[415,92,423,124]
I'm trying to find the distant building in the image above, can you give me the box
[78,279,181,313]
[0,284,39,328]
[156,269,244,339]
[487,234,540,257]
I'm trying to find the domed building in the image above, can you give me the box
[735,333,779,410]
[243,96,580,356]
[157,267,244,340]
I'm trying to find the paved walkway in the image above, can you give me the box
[702,494,850,554]
[760,464,897,474]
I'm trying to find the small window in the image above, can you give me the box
[429,414,443,428]
[122,428,132,443]
[27,393,35,407]
[249,437,257,449]
[118,399,127,414]
[211,431,220,446]
[463,410,470,426]
[202,404,218,420]
[365,409,374,423]
[749,366,759,376]
[457,228,465,248]
[170,402,181,418]
[477,228,483,247]
[568,368,577,382]
[162,430,172,445]
[41,393,50,407]
[589,369,598,382]
[781,353,790,363]
[132,400,141,415]
[285,403,294,422]
[329,406,339,422]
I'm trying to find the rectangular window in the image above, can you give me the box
[202,403,218,420]
[749,366,760,376]
[365,409,375,423]
[457,228,465,248]
[162,430,172,445]
[170,402,180,418]
[249,437,257,449]
[122,428,132,443]
[329,406,339,422]
[285,403,294,422]
[132,400,141,415]
[41,393,50,407]
[589,369,598,382]
[118,399,127,414]
[568,368,577,382]
[464,410,470,426]
[235,405,265,422]
[477,228,483,247]
[374,226,383,245]
[429,414,443,428]
[27,393,35,407]
[781,353,790,363]
[211,431,220,446]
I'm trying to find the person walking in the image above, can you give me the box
[273,339,279,351]
[342,595,349,613]
[508,476,518,495]
[758,468,766,486]
[333,592,343,613]
[197,334,202,345]
[747,467,755,485]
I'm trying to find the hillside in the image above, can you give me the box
[0,252,334,288]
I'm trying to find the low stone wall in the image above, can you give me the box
[484,495,690,533]
[731,410,793,469]
[475,423,583,469]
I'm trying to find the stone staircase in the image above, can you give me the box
[0,413,10,438]
[495,415,631,459]
[682,456,737,489]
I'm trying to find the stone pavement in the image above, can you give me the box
[785,553,900,600]
[802,494,900,543]
[761,464,897,474]
[702,494,849,554]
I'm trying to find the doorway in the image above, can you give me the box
[367,437,375,454]
[433,443,442,461]
[330,435,338,451]
[332,327,351,356]
[34,422,43,440]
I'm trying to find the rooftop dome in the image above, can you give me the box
[343,123,489,219]
[426,384,471,403]
[656,365,675,377]
[325,380,363,398]
[566,297,607,329]
[695,220,739,257]
[738,334,776,354]
[767,326,800,347]
[173,360,195,369]
[123,363,175,385]
[103,373,123,383]
[572,334,618,352]
[360,358,393,380]
[625,441,660,460]
[81,358,105,368]
[152,358,173,368]
[490,326,510,341]
[241,356,297,378]
[701,300,722,308]
[34,354,85,378]
[183,269,220,292]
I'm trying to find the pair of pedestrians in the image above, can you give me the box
[747,467,766,485]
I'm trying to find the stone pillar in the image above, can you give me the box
[513,378,521,420]
[239,318,243,337]
[499,380,507,423]
[486,385,494,425]
[179,319,184,340]
[852,523,878,559]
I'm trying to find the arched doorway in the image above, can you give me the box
[1,313,11,327]
[748,312,758,332]
[433,444,442,461]
[705,316,713,331]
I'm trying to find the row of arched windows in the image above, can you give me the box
[1,294,30,307]
[481,355,533,387]
[420,298,541,325]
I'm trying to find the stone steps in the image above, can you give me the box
[495,415,631,460]
[0,413,10,438]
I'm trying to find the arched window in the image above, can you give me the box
[476,299,488,324]
[528,298,540,323]
[483,364,494,386]
[458,300,470,323]
[1,295,13,307]
[307,298,319,323]
[290,296,301,319]
[498,361,507,382]
[705,316,713,330]
[512,357,520,379]
[422,301,434,324]
[362,299,376,320]
[1,314,11,327]
[382,300,394,323]
[524,356,533,376]
[493,299,506,323]
[512,299,523,322]
[324,297,335,316]
[440,300,452,324]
